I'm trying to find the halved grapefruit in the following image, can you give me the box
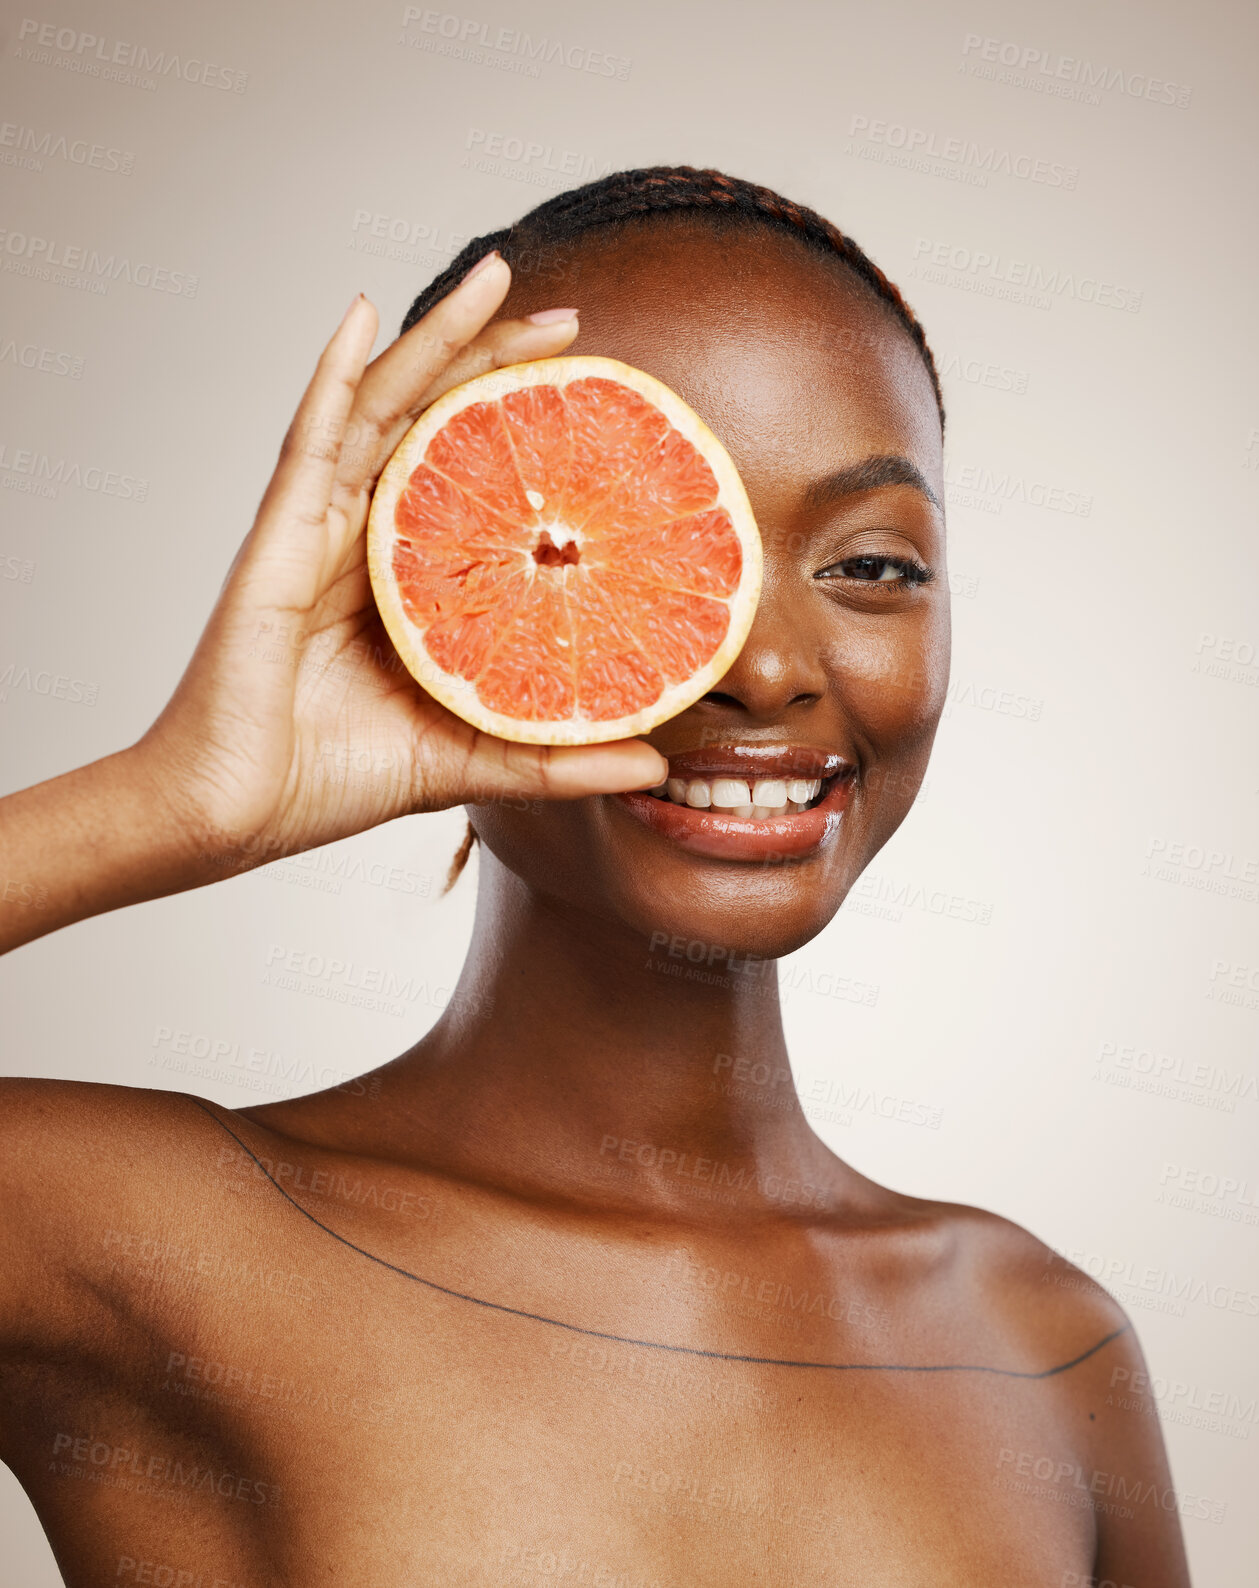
[366,356,762,745]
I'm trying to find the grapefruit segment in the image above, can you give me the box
[577,427,720,538]
[367,355,762,746]
[562,378,671,525]
[584,508,743,598]
[425,401,534,525]
[476,577,576,721]
[499,385,572,510]
[418,565,530,675]
[585,570,732,682]
[395,465,524,555]
[567,574,664,721]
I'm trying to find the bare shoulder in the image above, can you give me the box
[888,1194,1192,1583]
[886,1192,1131,1361]
[0,1078,230,1353]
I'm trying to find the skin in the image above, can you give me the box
[0,220,1191,1587]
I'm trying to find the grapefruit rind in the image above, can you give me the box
[367,355,763,746]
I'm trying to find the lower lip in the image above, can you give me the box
[611,775,854,862]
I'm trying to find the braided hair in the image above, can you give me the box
[403,164,944,429]
[419,165,944,891]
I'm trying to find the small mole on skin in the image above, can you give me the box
[1089,1412,1095,1420]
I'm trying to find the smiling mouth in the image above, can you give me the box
[610,746,855,862]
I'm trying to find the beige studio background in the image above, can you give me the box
[1,0,1256,1580]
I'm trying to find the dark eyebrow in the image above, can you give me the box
[803,454,942,513]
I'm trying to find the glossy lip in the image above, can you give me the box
[659,744,849,782]
[612,745,857,863]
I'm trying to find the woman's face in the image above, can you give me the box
[471,219,949,961]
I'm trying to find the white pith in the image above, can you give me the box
[366,356,763,747]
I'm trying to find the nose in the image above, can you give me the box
[695,571,828,721]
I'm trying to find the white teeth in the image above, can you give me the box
[751,779,788,808]
[649,772,827,819]
[710,778,752,810]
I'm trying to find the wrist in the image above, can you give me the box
[0,744,238,954]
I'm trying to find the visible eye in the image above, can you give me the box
[815,554,934,586]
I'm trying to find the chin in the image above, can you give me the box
[478,799,862,964]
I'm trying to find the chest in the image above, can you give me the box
[32,1259,1097,1587]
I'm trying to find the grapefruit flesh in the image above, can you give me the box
[367,356,762,745]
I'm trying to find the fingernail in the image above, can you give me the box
[526,307,579,325]
[339,292,365,326]
[627,752,670,789]
[459,249,503,286]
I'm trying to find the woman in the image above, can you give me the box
[0,168,1190,1585]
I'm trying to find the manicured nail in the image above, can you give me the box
[339,292,365,326]
[459,249,503,286]
[526,307,579,325]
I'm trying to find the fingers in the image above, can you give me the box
[233,296,379,610]
[330,261,579,513]
[401,311,579,418]
[530,741,671,800]
[326,254,512,504]
[260,295,379,531]
[460,737,669,808]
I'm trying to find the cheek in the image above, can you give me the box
[827,605,951,751]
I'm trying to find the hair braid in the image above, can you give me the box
[402,164,944,428]
[422,166,944,890]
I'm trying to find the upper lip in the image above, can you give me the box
[659,744,854,782]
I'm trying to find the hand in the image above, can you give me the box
[135,253,669,878]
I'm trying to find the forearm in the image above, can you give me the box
[0,747,214,954]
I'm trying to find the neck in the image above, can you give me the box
[385,848,839,1214]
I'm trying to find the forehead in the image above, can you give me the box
[497,217,943,500]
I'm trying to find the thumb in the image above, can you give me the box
[503,739,670,801]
